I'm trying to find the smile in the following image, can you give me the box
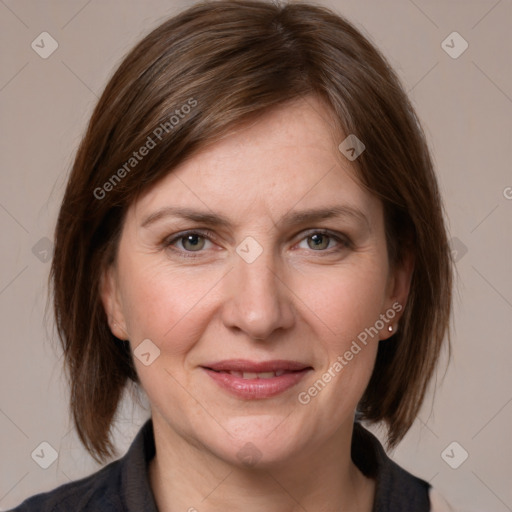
[201,359,313,399]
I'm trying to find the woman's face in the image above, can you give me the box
[102,96,411,467]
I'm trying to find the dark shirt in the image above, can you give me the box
[9,418,431,511]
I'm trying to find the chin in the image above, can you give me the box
[198,414,305,468]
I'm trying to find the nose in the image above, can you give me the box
[221,244,295,341]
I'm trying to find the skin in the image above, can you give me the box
[101,95,413,512]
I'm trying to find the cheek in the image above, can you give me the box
[293,264,386,417]
[119,255,221,354]
[294,259,388,347]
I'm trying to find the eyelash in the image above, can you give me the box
[163,229,352,259]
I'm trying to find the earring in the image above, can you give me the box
[388,325,393,333]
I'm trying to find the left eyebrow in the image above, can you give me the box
[280,205,370,231]
[140,204,370,231]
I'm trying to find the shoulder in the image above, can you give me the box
[7,459,124,511]
[8,418,157,512]
[352,422,456,511]
[352,422,431,511]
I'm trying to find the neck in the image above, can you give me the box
[148,414,375,512]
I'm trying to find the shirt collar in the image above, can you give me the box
[120,418,158,511]
[118,417,424,511]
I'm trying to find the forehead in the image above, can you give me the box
[129,96,382,227]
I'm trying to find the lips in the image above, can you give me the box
[203,359,311,373]
[201,359,313,399]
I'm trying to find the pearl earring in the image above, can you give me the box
[388,325,393,333]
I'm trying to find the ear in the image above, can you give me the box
[99,264,129,340]
[380,249,415,340]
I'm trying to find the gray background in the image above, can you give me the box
[1,0,511,510]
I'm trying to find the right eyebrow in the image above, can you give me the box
[141,206,234,229]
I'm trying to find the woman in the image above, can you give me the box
[10,1,454,510]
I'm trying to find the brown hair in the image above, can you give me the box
[50,0,453,463]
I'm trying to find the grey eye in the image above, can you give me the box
[306,233,331,250]
[180,234,207,251]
